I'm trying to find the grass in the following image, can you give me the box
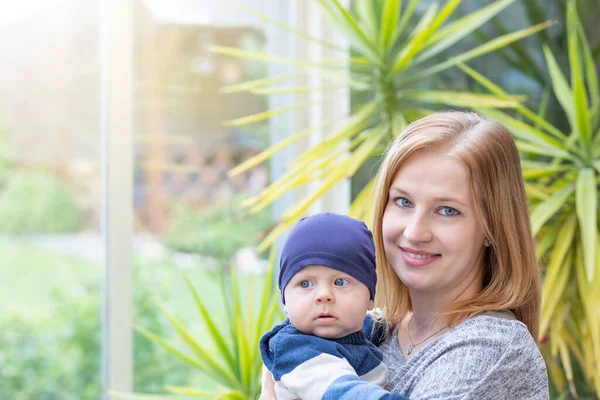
[0,237,260,317]
[0,238,98,315]
[0,237,270,395]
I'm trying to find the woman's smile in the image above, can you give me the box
[400,247,440,266]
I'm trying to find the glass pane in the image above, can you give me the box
[0,1,103,399]
[133,0,275,395]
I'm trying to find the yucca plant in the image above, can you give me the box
[459,0,598,117]
[467,0,561,89]
[459,2,599,396]
[215,0,552,251]
[112,248,284,400]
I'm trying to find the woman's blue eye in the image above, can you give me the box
[439,207,459,217]
[395,197,412,208]
[334,278,349,286]
[300,280,313,288]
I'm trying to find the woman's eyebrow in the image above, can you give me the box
[432,196,469,208]
[388,187,408,195]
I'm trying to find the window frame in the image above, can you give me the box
[99,1,349,397]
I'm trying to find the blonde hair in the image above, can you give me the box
[372,111,541,341]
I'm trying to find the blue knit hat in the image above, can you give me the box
[278,212,377,304]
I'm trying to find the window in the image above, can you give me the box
[0,1,348,397]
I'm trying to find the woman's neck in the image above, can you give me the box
[409,295,452,333]
[409,266,484,331]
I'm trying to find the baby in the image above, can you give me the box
[259,213,407,400]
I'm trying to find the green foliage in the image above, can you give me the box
[0,130,14,183]
[0,310,81,400]
[217,0,552,251]
[163,198,272,261]
[461,0,599,97]
[462,1,600,396]
[0,264,193,399]
[215,0,600,397]
[134,249,284,400]
[0,171,84,234]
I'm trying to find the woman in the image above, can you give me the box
[261,111,549,399]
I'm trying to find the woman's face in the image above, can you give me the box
[381,149,488,296]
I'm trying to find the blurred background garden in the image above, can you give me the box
[0,0,598,399]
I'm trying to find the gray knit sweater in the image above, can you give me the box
[378,313,549,399]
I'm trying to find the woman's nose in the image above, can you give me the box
[404,213,433,243]
[315,286,334,303]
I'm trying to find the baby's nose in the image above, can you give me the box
[315,286,334,303]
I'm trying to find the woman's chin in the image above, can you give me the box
[396,269,436,291]
[404,282,434,293]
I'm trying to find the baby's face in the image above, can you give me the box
[283,265,374,339]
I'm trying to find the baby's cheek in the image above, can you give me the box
[341,306,367,330]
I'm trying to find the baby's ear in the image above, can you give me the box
[283,305,288,314]
[367,300,374,311]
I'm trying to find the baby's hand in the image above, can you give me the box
[258,365,300,400]
[258,366,276,400]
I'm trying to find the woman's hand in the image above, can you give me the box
[258,366,277,400]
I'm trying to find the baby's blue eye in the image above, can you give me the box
[334,278,349,286]
[439,207,459,217]
[300,280,313,288]
[395,197,412,208]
